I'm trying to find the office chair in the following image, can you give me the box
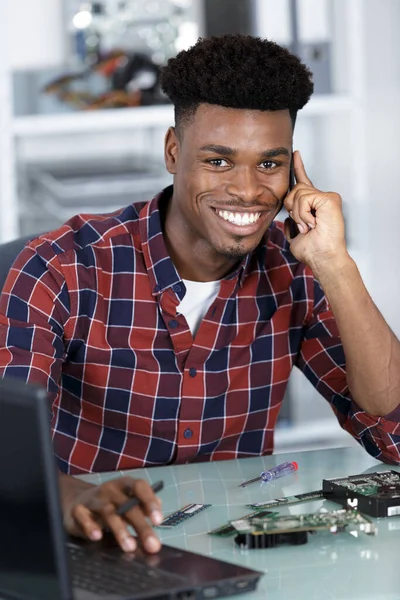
[0,234,38,293]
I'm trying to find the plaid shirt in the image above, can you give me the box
[1,187,398,473]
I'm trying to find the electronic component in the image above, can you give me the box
[322,470,400,518]
[208,509,277,537]
[247,490,323,510]
[231,508,375,548]
[235,530,308,549]
[156,503,212,528]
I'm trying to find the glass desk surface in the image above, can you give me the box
[82,446,400,600]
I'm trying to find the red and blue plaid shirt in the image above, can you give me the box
[1,187,399,473]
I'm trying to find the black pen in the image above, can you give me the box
[116,480,164,516]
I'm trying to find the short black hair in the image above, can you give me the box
[160,34,314,133]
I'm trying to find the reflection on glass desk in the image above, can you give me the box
[81,447,400,600]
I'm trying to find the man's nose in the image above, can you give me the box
[225,167,265,204]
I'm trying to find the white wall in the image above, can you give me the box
[0,0,65,240]
[362,0,400,337]
[2,0,65,69]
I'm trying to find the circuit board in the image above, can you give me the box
[323,470,400,518]
[156,503,212,527]
[231,508,375,537]
[208,509,277,537]
[247,490,323,510]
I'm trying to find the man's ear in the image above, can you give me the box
[164,127,180,174]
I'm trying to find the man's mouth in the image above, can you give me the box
[215,209,261,227]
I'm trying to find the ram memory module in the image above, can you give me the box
[247,490,323,510]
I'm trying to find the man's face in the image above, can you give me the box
[165,104,293,260]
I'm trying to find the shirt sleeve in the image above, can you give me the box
[0,240,70,397]
[297,277,400,465]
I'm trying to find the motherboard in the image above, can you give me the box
[231,508,375,548]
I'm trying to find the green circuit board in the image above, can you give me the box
[208,509,278,536]
[247,490,323,510]
[230,508,375,536]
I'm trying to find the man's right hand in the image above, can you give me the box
[59,473,163,553]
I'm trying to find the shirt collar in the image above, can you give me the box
[140,186,181,296]
[140,185,269,294]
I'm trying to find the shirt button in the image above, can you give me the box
[189,367,197,377]
[184,428,193,439]
[172,284,182,293]
[169,319,179,328]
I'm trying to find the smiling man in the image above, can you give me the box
[1,34,399,552]
[163,106,292,277]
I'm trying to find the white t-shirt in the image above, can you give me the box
[177,279,221,336]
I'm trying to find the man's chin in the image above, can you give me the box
[220,250,248,261]
[213,238,255,261]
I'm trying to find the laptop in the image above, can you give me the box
[0,377,262,600]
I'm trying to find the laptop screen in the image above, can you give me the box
[0,378,71,600]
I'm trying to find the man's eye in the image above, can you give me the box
[208,158,229,167]
[260,160,277,170]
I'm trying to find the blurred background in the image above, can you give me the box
[0,0,399,453]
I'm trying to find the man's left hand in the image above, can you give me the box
[284,150,349,274]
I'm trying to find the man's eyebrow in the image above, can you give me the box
[198,145,290,158]
[260,147,290,159]
[199,144,236,156]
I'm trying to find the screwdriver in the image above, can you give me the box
[239,461,298,487]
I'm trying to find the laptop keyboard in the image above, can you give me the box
[68,543,187,597]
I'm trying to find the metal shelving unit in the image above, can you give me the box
[12,105,175,137]
[11,94,354,138]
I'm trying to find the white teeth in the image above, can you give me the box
[216,209,261,226]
